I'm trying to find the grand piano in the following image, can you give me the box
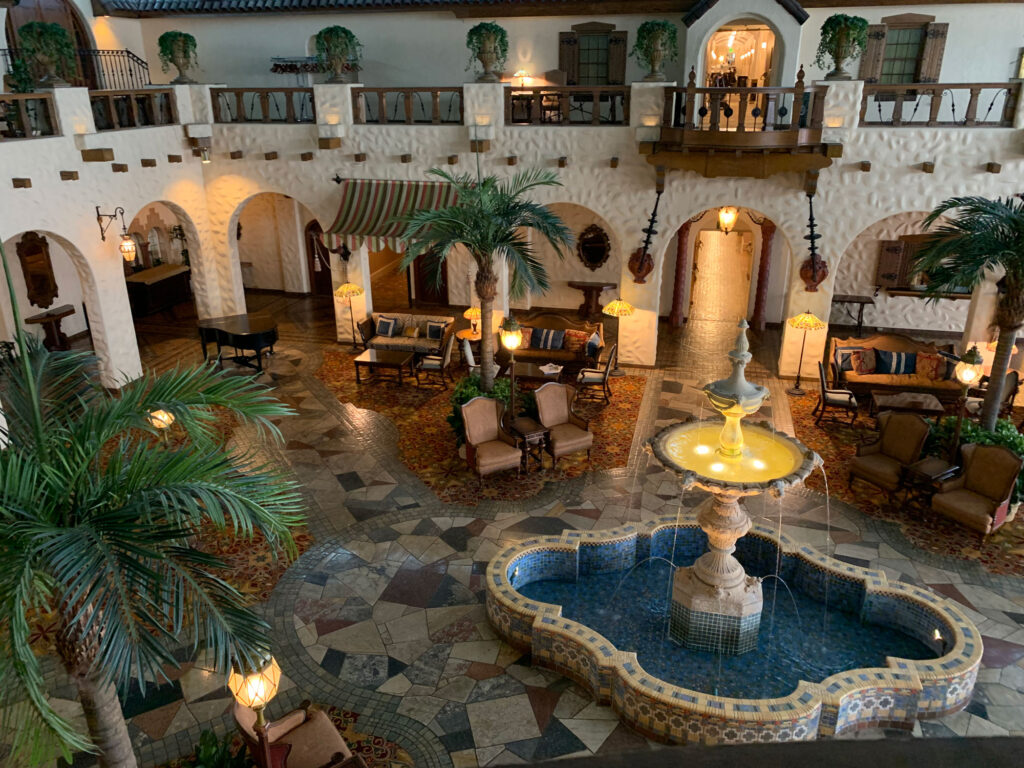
[197,313,278,373]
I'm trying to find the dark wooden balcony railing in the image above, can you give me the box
[0,92,58,140]
[2,48,150,91]
[859,82,1020,127]
[660,68,826,148]
[90,89,177,131]
[504,86,630,126]
[353,87,463,124]
[211,88,316,123]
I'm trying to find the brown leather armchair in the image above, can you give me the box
[535,382,593,467]
[848,411,930,492]
[461,396,522,478]
[932,443,1023,536]
[233,701,366,768]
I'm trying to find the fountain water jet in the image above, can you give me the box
[648,320,820,654]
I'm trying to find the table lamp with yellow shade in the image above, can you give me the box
[463,306,482,335]
[786,310,826,395]
[334,282,364,352]
[602,298,634,377]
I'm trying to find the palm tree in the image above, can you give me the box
[911,195,1024,430]
[400,167,573,392]
[0,241,305,767]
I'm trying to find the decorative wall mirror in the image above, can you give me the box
[16,231,59,309]
[577,224,611,271]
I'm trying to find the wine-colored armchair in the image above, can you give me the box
[848,411,930,492]
[535,382,593,467]
[233,701,366,768]
[932,443,1023,537]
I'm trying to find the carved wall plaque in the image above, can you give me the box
[16,231,59,309]
[577,224,611,271]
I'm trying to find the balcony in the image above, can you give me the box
[503,86,630,126]
[1,48,150,91]
[860,82,1021,127]
[0,92,58,141]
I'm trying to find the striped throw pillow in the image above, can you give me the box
[376,316,399,337]
[876,350,917,375]
[530,328,565,350]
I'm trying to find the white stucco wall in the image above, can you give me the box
[236,193,311,293]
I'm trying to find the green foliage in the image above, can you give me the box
[18,21,76,79]
[449,374,513,443]
[926,416,1024,503]
[630,20,679,66]
[465,21,509,72]
[158,30,199,72]
[315,26,362,67]
[814,14,869,71]
[0,237,305,763]
[9,58,35,93]
[191,730,251,768]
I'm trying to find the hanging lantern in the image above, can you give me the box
[119,233,137,262]
[228,656,281,713]
[717,206,739,235]
[499,316,523,351]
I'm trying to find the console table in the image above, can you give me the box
[126,264,192,318]
[832,294,874,336]
[567,280,616,320]
[25,304,75,351]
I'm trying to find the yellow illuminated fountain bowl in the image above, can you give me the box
[657,421,811,486]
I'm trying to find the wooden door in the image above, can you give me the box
[304,221,334,296]
[412,252,449,307]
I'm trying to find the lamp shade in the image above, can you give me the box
[334,282,364,299]
[955,345,984,386]
[787,311,826,332]
[602,299,635,318]
[500,316,522,351]
[119,234,137,262]
[147,409,175,430]
[717,206,739,235]
[986,339,1019,355]
[228,656,281,710]
[463,307,481,321]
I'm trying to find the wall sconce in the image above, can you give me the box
[473,114,492,127]
[96,205,137,262]
[824,115,845,129]
[640,114,660,127]
[717,206,739,235]
[200,147,211,163]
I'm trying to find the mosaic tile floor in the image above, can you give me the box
[47,307,1024,767]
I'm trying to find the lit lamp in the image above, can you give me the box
[500,315,523,418]
[950,344,984,462]
[333,282,364,352]
[513,69,531,87]
[95,205,137,263]
[228,655,281,768]
[463,306,481,335]
[717,206,739,235]
[602,298,634,377]
[786,311,826,395]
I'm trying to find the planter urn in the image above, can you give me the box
[475,32,500,83]
[169,39,196,84]
[824,28,852,81]
[34,52,69,88]
[326,47,353,84]
[643,33,668,82]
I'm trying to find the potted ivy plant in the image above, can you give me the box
[814,13,869,81]
[158,30,199,84]
[466,21,508,83]
[315,25,362,83]
[18,21,76,87]
[631,20,678,82]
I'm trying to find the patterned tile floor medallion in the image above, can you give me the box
[21,305,1024,767]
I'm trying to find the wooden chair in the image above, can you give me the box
[575,342,616,403]
[812,361,858,424]
[461,396,521,478]
[233,701,367,768]
[416,328,456,387]
[460,336,480,377]
[535,382,593,468]
[967,370,1019,420]
[932,443,1022,539]
[848,411,930,493]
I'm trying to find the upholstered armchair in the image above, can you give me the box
[461,396,522,478]
[233,701,366,768]
[535,382,593,467]
[416,328,456,387]
[932,443,1023,536]
[848,411,930,492]
[576,342,616,403]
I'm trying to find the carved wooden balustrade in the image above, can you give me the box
[504,86,630,126]
[859,82,1020,127]
[0,92,58,140]
[89,88,177,131]
[211,88,316,123]
[352,87,464,125]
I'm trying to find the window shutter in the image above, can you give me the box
[918,23,948,83]
[858,24,888,83]
[876,240,908,288]
[608,32,628,85]
[559,32,580,86]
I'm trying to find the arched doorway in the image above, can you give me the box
[704,20,777,87]
[4,0,99,88]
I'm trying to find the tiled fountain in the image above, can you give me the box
[486,322,983,744]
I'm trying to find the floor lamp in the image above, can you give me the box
[602,298,634,377]
[334,282,364,352]
[786,310,825,395]
[500,316,523,419]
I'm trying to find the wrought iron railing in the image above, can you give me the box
[1,48,151,91]
[353,87,464,125]
[0,92,58,140]
[90,89,177,131]
[859,82,1020,127]
[504,86,630,126]
[211,88,316,123]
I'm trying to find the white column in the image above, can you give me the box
[82,242,144,387]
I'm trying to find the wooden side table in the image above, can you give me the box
[508,416,549,473]
[902,456,959,513]
[24,304,75,351]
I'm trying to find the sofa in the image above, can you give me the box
[358,312,455,356]
[827,333,962,402]
[496,311,605,368]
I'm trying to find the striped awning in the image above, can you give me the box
[323,179,457,252]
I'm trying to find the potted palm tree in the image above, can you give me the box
[315,25,362,84]
[466,21,508,84]
[631,20,678,82]
[0,238,304,765]
[910,196,1024,430]
[18,21,76,87]
[400,168,573,392]
[158,30,199,84]
[814,14,868,81]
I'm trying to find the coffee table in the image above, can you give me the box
[508,416,549,473]
[504,361,565,385]
[870,391,946,418]
[354,349,414,385]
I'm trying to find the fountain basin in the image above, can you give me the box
[486,516,981,745]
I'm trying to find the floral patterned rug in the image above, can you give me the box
[789,393,1024,576]
[316,348,647,505]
